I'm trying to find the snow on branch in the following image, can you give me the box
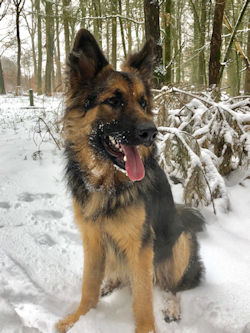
[154,87,250,212]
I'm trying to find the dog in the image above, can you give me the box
[56,29,204,333]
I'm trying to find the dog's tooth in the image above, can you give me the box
[123,156,127,162]
[109,136,115,144]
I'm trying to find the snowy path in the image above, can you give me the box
[0,95,249,333]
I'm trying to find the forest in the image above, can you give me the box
[0,0,249,97]
[0,1,250,333]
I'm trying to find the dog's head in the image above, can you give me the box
[64,29,157,185]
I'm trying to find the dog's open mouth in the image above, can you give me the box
[103,135,145,181]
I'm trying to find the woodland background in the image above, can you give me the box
[0,0,249,97]
[0,0,249,210]
[0,3,250,331]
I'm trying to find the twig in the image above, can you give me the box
[38,117,61,150]
[169,87,240,119]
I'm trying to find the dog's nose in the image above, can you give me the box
[136,122,158,146]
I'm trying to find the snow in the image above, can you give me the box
[0,94,250,333]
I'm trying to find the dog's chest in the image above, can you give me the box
[100,203,146,277]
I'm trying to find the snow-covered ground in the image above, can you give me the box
[0,94,249,333]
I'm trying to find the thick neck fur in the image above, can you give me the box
[64,144,157,221]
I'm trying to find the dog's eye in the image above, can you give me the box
[104,96,122,108]
[139,97,147,109]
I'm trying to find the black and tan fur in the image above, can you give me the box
[56,29,204,333]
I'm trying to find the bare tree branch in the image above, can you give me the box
[0,0,9,21]
[219,0,249,84]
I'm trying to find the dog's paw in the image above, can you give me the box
[164,310,181,323]
[135,325,156,333]
[162,292,181,323]
[56,313,79,333]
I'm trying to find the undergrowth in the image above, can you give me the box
[154,87,250,213]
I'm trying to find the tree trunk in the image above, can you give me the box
[190,0,199,85]
[35,0,42,95]
[111,0,117,69]
[226,1,239,96]
[227,48,239,96]
[126,0,132,54]
[199,0,207,86]
[92,0,102,47]
[12,0,27,91]
[175,1,183,84]
[55,0,62,89]
[16,11,21,88]
[0,58,6,94]
[106,3,110,61]
[244,23,250,95]
[63,0,70,60]
[23,1,37,84]
[163,0,172,84]
[208,0,226,86]
[144,0,162,86]
[79,0,86,28]
[118,0,127,58]
[45,0,54,96]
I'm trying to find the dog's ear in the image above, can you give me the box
[121,38,155,83]
[68,29,109,88]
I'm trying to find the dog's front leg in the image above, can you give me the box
[128,245,156,333]
[56,223,105,333]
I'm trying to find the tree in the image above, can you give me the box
[244,22,250,94]
[62,0,70,60]
[199,0,207,86]
[163,0,172,84]
[118,0,127,58]
[13,0,26,91]
[35,0,42,95]
[55,0,62,90]
[93,0,102,47]
[23,0,37,83]
[0,58,5,94]
[189,0,208,86]
[79,0,86,28]
[111,0,117,69]
[208,0,226,87]
[44,0,54,96]
[0,0,9,94]
[189,0,200,85]
[144,0,162,86]
[125,0,132,54]
[173,0,185,84]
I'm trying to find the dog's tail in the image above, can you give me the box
[176,204,206,233]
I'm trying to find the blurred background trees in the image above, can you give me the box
[0,0,249,95]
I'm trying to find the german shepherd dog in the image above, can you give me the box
[56,29,204,333]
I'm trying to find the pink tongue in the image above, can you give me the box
[121,145,145,181]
